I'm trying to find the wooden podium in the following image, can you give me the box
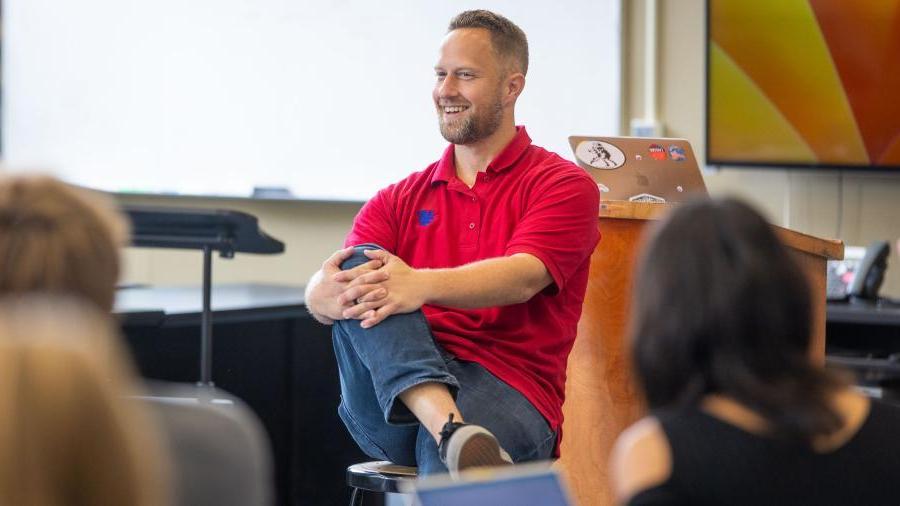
[557,201,843,506]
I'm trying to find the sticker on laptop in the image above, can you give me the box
[575,140,626,169]
[597,183,610,193]
[628,193,666,203]
[648,144,667,161]
[668,145,686,161]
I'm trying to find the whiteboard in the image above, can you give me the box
[3,0,620,202]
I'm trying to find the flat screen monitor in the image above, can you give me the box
[706,0,900,171]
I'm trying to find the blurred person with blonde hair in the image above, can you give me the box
[0,174,127,312]
[0,296,169,505]
[0,173,273,505]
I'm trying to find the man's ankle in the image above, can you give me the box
[397,382,461,440]
[429,411,463,443]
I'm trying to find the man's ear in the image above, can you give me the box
[503,72,526,106]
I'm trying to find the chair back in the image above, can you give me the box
[139,383,274,506]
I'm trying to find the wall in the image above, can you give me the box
[124,0,900,297]
[624,0,900,296]
[118,194,361,287]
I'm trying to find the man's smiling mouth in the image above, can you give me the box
[441,105,469,114]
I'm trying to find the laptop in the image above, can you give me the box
[407,463,574,506]
[568,136,708,203]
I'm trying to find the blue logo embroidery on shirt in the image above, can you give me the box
[417,210,435,226]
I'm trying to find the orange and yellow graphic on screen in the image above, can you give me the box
[709,0,900,167]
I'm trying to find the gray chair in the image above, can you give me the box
[138,383,274,506]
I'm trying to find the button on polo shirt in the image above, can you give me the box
[346,127,601,455]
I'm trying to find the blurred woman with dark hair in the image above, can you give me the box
[611,197,900,505]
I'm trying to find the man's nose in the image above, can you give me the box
[437,75,458,97]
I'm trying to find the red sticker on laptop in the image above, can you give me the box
[648,144,667,160]
[575,140,626,169]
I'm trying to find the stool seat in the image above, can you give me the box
[347,461,417,503]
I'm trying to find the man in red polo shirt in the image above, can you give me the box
[305,10,599,477]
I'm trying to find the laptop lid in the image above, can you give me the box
[408,463,574,506]
[568,136,708,203]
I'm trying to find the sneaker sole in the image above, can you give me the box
[445,425,512,479]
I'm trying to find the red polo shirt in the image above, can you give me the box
[345,127,600,454]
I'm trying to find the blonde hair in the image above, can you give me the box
[0,175,128,312]
[0,297,169,505]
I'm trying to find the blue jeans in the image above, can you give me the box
[332,245,556,474]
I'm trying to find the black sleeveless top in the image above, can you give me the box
[627,399,900,506]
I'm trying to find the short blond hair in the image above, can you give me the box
[0,297,169,505]
[0,175,127,312]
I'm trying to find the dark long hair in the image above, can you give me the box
[631,197,845,444]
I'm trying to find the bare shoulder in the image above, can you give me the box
[610,416,673,504]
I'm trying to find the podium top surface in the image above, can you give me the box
[597,200,843,261]
[598,200,675,220]
[123,205,285,255]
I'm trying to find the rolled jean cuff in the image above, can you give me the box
[383,375,460,425]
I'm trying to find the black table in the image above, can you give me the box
[116,283,370,506]
[827,300,900,326]
[826,300,900,401]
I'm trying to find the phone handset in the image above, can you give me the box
[849,240,890,302]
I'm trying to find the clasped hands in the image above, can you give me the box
[325,248,427,328]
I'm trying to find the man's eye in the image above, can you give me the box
[435,72,447,80]
[458,72,474,79]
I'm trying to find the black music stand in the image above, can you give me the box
[124,206,285,387]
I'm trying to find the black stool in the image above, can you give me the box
[347,461,417,506]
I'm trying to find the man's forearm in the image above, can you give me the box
[418,253,551,309]
[335,250,553,327]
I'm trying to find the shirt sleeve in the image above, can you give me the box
[505,167,600,294]
[344,186,399,252]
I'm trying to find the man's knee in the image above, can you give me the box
[339,243,385,271]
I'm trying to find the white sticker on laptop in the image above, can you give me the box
[628,193,666,203]
[575,140,626,169]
